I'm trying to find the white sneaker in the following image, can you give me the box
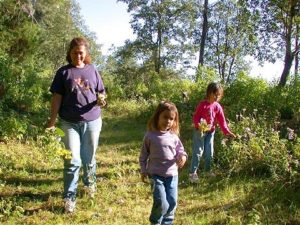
[189,173,199,183]
[64,198,76,213]
[83,184,96,198]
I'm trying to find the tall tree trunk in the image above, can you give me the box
[155,1,162,74]
[278,1,295,87]
[155,37,161,74]
[198,0,208,67]
[295,25,299,79]
[227,57,235,83]
[0,83,5,99]
[279,49,294,86]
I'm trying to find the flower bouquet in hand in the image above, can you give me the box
[97,93,107,107]
[198,118,211,137]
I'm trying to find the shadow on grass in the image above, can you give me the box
[180,174,300,224]
[0,190,63,220]
[0,190,61,200]
[0,169,63,187]
[1,175,62,187]
[5,167,63,174]
[24,205,64,215]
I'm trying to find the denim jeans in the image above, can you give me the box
[149,175,178,225]
[189,129,214,173]
[60,117,102,200]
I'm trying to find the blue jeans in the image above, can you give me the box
[149,175,178,225]
[61,117,102,200]
[189,129,214,173]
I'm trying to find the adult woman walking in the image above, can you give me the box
[47,37,106,213]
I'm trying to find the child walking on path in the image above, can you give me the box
[139,101,187,225]
[189,82,235,183]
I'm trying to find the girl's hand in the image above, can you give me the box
[141,173,149,183]
[177,155,187,168]
[227,132,236,138]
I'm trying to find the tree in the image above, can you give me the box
[294,23,299,78]
[117,0,196,74]
[245,0,300,86]
[195,0,254,82]
[0,0,101,111]
[198,0,208,67]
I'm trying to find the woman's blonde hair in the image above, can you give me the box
[147,101,180,135]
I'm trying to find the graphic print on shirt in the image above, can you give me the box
[72,76,94,104]
[74,77,91,93]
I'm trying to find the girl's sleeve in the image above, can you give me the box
[216,105,231,135]
[175,137,188,159]
[139,133,150,174]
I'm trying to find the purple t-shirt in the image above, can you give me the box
[139,131,187,177]
[50,64,105,122]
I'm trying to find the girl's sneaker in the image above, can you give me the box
[189,173,199,183]
[64,198,76,213]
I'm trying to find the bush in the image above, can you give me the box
[215,112,293,181]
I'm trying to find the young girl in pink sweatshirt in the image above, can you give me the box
[189,82,236,183]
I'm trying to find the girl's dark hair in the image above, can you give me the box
[66,37,91,64]
[206,82,224,99]
[147,101,180,135]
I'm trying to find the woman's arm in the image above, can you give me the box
[47,93,63,128]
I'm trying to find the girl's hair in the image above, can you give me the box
[206,82,224,99]
[66,37,92,64]
[147,101,180,135]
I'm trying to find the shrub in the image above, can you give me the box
[215,112,292,181]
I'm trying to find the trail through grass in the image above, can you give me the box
[0,102,300,224]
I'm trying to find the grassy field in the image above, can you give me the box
[0,101,300,225]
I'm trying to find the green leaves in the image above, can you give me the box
[118,0,197,74]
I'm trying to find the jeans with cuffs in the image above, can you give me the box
[149,175,178,225]
[189,128,215,174]
[61,117,102,201]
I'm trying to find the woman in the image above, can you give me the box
[47,37,106,213]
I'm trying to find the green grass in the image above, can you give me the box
[0,100,300,224]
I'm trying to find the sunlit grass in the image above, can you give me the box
[0,101,300,224]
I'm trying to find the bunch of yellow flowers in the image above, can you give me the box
[198,118,211,137]
[56,148,72,160]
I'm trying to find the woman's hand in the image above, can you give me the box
[177,155,187,168]
[97,93,107,107]
[141,173,149,183]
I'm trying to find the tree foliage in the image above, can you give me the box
[0,0,101,112]
[243,0,300,86]
[197,0,255,82]
[117,0,196,74]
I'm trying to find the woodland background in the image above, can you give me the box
[0,0,300,224]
